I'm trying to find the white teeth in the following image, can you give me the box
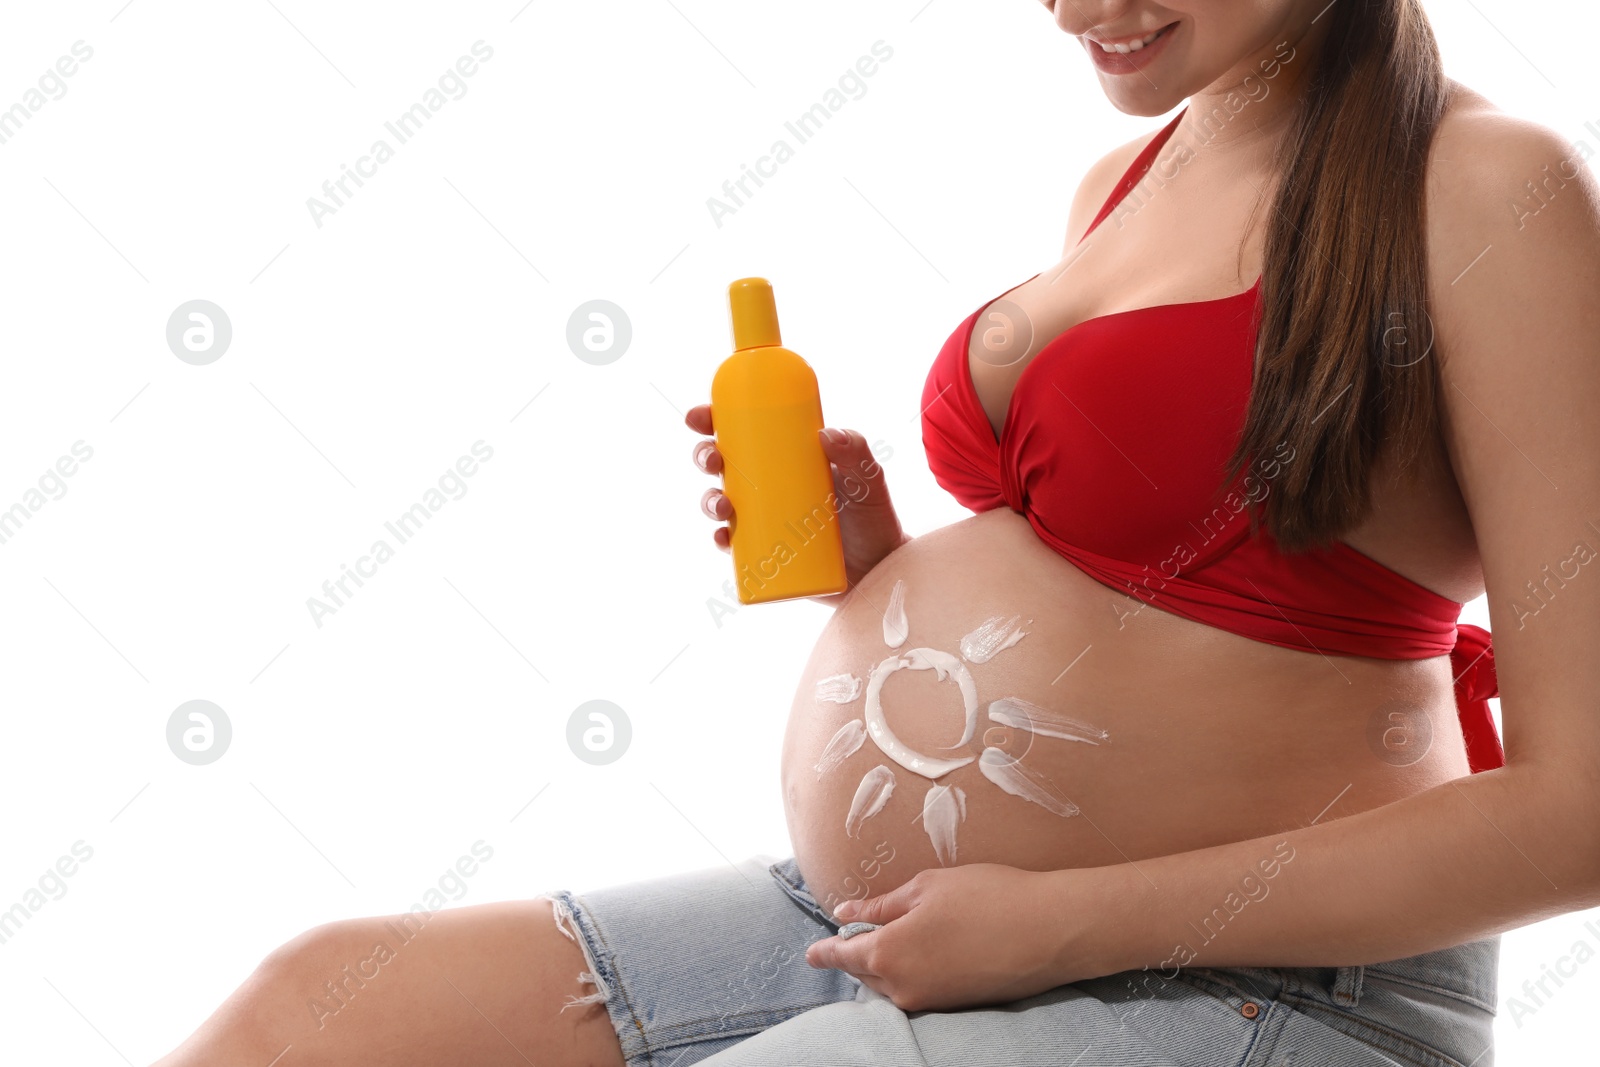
[1098,28,1164,54]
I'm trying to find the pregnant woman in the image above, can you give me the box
[150,1,1600,1065]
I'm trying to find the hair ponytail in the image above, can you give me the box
[1221,0,1449,552]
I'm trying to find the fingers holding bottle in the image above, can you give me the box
[690,403,732,551]
[692,415,902,570]
[816,427,909,586]
[816,427,892,510]
[698,486,733,551]
[685,402,714,436]
[692,437,723,476]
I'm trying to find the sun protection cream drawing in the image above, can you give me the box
[902,648,980,749]
[978,747,1080,817]
[987,697,1110,745]
[815,673,862,704]
[845,765,896,837]
[815,719,868,777]
[882,579,909,648]
[863,652,977,779]
[959,615,1028,663]
[711,277,848,604]
[813,594,1101,858]
[922,783,967,865]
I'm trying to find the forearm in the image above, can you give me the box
[1064,764,1600,978]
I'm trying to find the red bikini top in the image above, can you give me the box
[920,107,1504,774]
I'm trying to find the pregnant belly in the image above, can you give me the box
[779,508,1470,919]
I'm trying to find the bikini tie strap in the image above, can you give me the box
[1451,623,1505,773]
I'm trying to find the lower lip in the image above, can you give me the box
[1086,23,1177,76]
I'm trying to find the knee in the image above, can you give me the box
[245,922,338,1006]
[244,918,399,1032]
[260,916,395,990]
[152,916,444,1066]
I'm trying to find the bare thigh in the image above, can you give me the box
[150,897,624,1067]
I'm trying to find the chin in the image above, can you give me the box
[1101,87,1187,118]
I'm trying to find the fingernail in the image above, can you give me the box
[821,427,848,446]
[834,900,856,919]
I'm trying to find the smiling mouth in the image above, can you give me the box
[1089,22,1177,54]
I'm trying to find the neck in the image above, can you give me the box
[1180,12,1334,155]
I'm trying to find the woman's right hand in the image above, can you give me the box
[685,404,910,602]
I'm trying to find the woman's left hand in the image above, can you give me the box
[803,864,1092,1012]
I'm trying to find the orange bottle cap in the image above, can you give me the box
[729,277,783,351]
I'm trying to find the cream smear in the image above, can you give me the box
[959,615,1029,664]
[921,782,968,866]
[977,747,1080,818]
[987,697,1110,745]
[845,764,896,837]
[814,719,868,778]
[882,579,909,648]
[814,672,863,704]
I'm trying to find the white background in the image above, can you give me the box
[0,0,1594,1062]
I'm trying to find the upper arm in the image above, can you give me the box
[1061,130,1162,257]
[1426,108,1600,782]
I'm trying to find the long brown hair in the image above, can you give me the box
[1220,0,1449,552]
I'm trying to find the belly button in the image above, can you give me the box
[983,726,1011,748]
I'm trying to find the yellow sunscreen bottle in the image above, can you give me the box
[712,277,849,604]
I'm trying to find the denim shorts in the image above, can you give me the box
[544,853,1499,1067]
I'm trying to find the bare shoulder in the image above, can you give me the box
[1062,122,1170,254]
[1424,81,1600,300]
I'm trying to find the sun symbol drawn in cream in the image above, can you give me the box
[812,580,1110,866]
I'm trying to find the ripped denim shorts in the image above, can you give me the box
[543,853,1498,1067]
